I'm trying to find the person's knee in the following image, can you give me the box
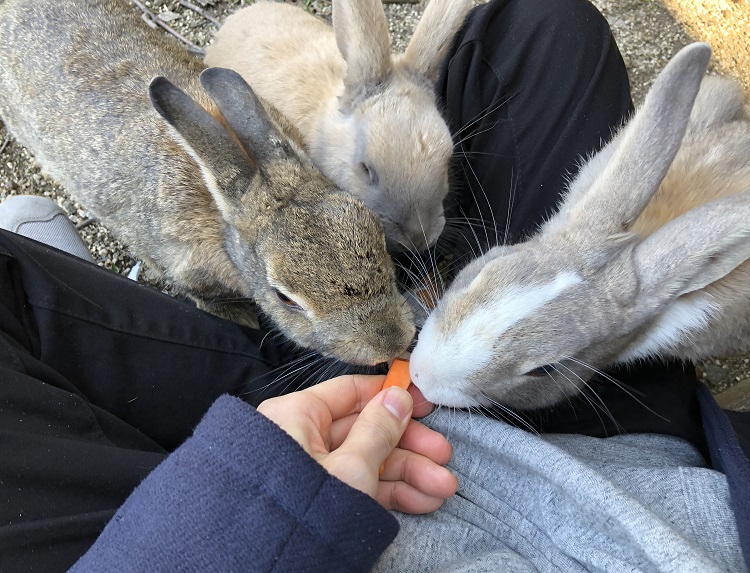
[493,0,610,38]
[461,0,613,60]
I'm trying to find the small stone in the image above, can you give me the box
[158,10,180,22]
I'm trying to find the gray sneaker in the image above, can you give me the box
[0,195,94,262]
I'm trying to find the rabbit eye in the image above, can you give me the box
[275,289,303,311]
[359,162,379,187]
[524,364,557,378]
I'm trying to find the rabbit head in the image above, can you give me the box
[411,43,750,409]
[150,68,415,365]
[316,0,473,252]
[204,0,473,252]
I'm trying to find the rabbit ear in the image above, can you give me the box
[149,76,255,206]
[333,0,392,93]
[615,192,750,362]
[403,0,472,82]
[199,67,292,164]
[633,192,750,300]
[686,75,746,135]
[550,43,712,240]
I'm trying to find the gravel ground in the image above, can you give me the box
[0,0,748,406]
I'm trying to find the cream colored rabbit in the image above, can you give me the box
[204,0,473,253]
[409,43,750,409]
[0,0,415,366]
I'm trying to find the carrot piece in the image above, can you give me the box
[380,358,411,477]
[381,357,411,390]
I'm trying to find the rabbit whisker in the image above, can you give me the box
[457,150,497,252]
[452,91,518,140]
[502,167,517,246]
[555,361,625,435]
[453,121,506,150]
[258,330,273,352]
[239,351,321,397]
[538,363,585,414]
[475,393,540,436]
[455,150,511,159]
[396,250,442,308]
[456,199,490,258]
[435,224,480,261]
[561,355,670,423]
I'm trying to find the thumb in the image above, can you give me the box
[350,386,413,462]
[327,387,413,485]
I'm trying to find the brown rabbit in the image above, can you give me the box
[0,0,414,366]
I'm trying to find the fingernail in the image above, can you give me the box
[384,387,412,420]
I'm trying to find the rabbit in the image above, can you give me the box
[203,0,473,253]
[0,0,415,366]
[408,42,750,409]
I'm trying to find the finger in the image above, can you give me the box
[328,413,452,462]
[327,386,413,474]
[398,419,453,465]
[375,481,451,514]
[257,392,332,446]
[301,374,385,420]
[379,448,458,500]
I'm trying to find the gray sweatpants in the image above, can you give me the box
[376,410,745,573]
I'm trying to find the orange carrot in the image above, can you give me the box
[381,357,411,390]
[380,358,411,476]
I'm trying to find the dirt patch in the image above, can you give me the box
[664,0,750,97]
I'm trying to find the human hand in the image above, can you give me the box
[257,375,457,514]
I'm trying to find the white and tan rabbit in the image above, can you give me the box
[204,0,473,252]
[409,43,750,409]
[0,0,414,366]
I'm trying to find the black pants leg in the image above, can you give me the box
[0,231,302,570]
[437,0,633,252]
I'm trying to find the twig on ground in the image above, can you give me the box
[0,133,10,156]
[130,0,205,55]
[179,0,221,28]
[76,217,96,230]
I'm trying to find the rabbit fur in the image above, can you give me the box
[0,0,415,366]
[204,0,473,253]
[409,43,750,409]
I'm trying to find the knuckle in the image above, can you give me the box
[358,417,398,452]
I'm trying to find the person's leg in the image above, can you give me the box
[437,0,633,252]
[0,227,306,570]
[375,409,745,573]
[0,228,301,448]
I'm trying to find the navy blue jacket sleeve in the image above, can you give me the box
[69,395,399,572]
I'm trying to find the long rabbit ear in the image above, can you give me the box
[615,191,750,362]
[548,43,712,240]
[333,0,392,93]
[634,191,750,299]
[199,67,293,164]
[403,0,472,82]
[686,75,745,135]
[149,76,255,207]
